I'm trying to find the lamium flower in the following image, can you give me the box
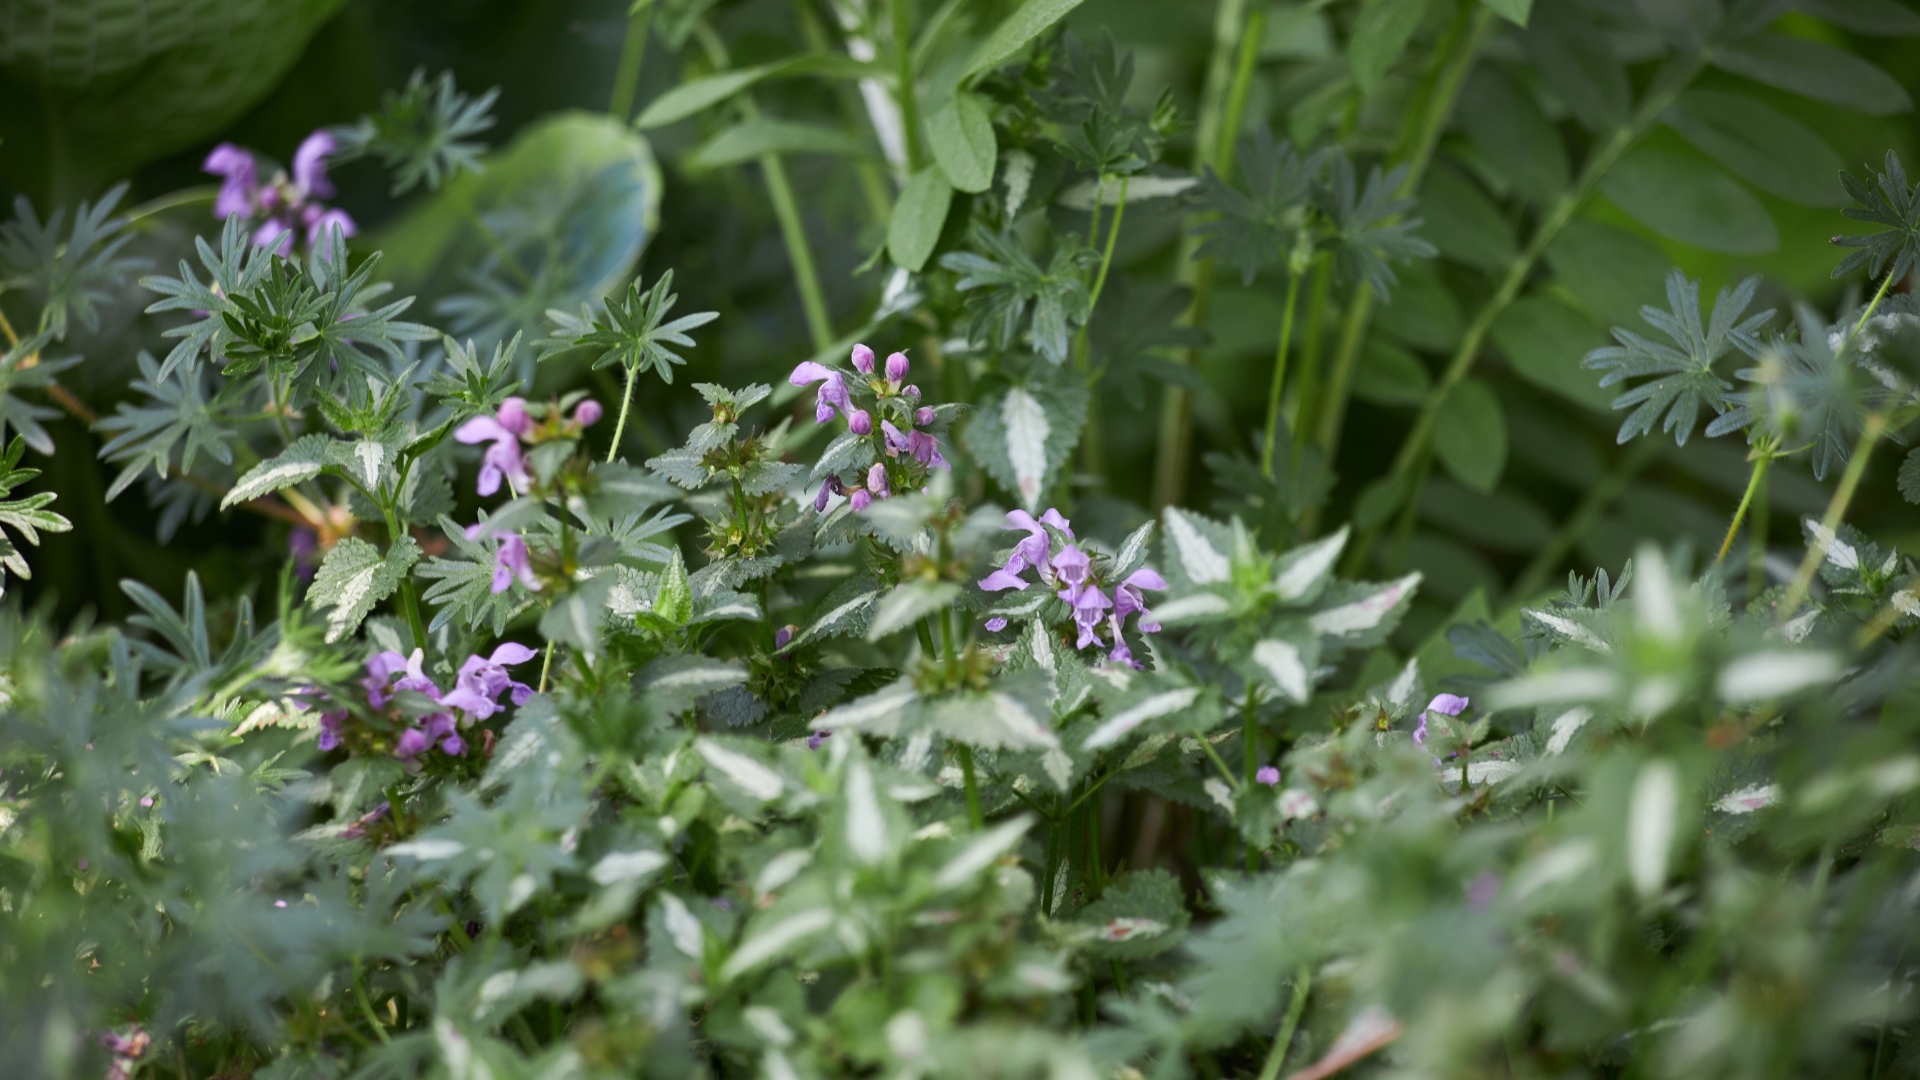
[975,507,1165,667]
[789,361,852,423]
[464,525,540,593]
[979,509,1074,592]
[1256,766,1281,786]
[851,344,876,375]
[867,461,891,499]
[813,475,845,512]
[365,648,442,707]
[985,617,1009,632]
[572,399,604,428]
[1114,568,1167,633]
[202,130,357,255]
[438,643,538,719]
[1412,693,1469,746]
[455,398,533,496]
[850,488,874,512]
[885,351,910,381]
[848,409,873,435]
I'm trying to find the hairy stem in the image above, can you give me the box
[1503,437,1660,608]
[608,3,654,121]
[607,363,638,464]
[1347,49,1708,555]
[1262,268,1305,478]
[1716,441,1774,564]
[1256,964,1313,1080]
[1780,410,1891,620]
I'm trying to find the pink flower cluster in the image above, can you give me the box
[977,508,1166,668]
[792,344,946,512]
[203,130,356,256]
[454,397,603,593]
[318,644,536,764]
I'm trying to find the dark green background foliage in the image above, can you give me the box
[6,1,1920,1078]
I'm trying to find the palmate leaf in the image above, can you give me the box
[95,352,240,500]
[1833,150,1920,285]
[1583,270,1772,445]
[543,268,718,384]
[334,68,500,196]
[939,226,1095,365]
[0,182,145,339]
[1725,306,1872,481]
[418,512,530,635]
[0,328,71,454]
[1189,130,1323,286]
[139,214,277,381]
[1312,151,1436,301]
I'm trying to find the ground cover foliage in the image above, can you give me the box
[7,0,1920,1077]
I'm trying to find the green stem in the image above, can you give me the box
[1262,269,1305,478]
[607,363,637,464]
[760,151,835,352]
[353,959,392,1043]
[538,639,555,694]
[890,0,923,169]
[1383,448,1432,574]
[1748,458,1770,604]
[399,579,430,652]
[916,617,939,658]
[1198,735,1240,792]
[1502,437,1660,608]
[1243,690,1260,873]
[608,3,655,121]
[1042,805,1062,915]
[1075,175,1130,371]
[1715,441,1774,565]
[1348,49,1709,556]
[1311,282,1374,464]
[958,744,983,830]
[1780,410,1891,620]
[1290,262,1334,455]
[1256,964,1313,1080]
[1856,265,1899,332]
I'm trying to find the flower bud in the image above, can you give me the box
[848,408,873,435]
[885,351,910,381]
[915,406,935,427]
[902,384,921,399]
[573,399,604,427]
[851,343,876,374]
[497,397,531,435]
[849,488,873,512]
[867,462,890,497]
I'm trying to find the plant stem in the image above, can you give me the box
[1042,804,1062,915]
[538,639,555,694]
[1255,964,1313,1080]
[608,3,655,121]
[1857,265,1900,333]
[1715,441,1774,564]
[1346,48,1708,556]
[1198,735,1240,791]
[1076,176,1129,479]
[1780,409,1891,620]
[607,363,638,464]
[890,0,922,169]
[760,150,835,352]
[353,959,392,1043]
[1503,437,1660,608]
[1748,456,1770,603]
[399,580,430,652]
[1262,268,1305,478]
[958,744,984,830]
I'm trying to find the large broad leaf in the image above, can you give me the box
[0,0,349,196]
[1489,296,1615,412]
[1712,34,1911,116]
[306,537,420,643]
[1349,0,1430,96]
[375,111,661,348]
[1662,90,1843,207]
[887,167,954,272]
[1543,222,1672,327]
[1432,377,1507,494]
[1597,150,1777,256]
[928,92,997,194]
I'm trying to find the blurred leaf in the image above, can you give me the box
[1419,478,1553,553]
[1432,377,1507,493]
[1794,0,1920,34]
[1597,150,1778,256]
[928,93,997,194]
[1712,34,1912,115]
[960,0,1086,84]
[685,119,870,170]
[1521,8,1626,130]
[1831,150,1920,283]
[888,167,954,273]
[635,54,879,129]
[1418,164,1516,272]
[1480,0,1533,26]
[1663,90,1844,207]
[1349,0,1430,96]
[1353,339,1431,406]
[1489,295,1615,412]
[1458,67,1567,206]
[1544,221,1671,327]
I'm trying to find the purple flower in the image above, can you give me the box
[254,218,296,257]
[867,462,891,498]
[1412,715,1429,746]
[984,617,1009,633]
[439,643,538,718]
[1114,568,1167,632]
[455,401,532,496]
[394,727,432,761]
[289,527,320,582]
[1426,693,1470,718]
[441,732,467,756]
[317,709,348,751]
[848,409,873,435]
[1060,581,1113,649]
[790,361,852,424]
[291,130,338,199]
[907,428,946,468]
[979,509,1071,592]
[915,406,936,426]
[465,525,540,593]
[850,488,874,512]
[775,625,795,649]
[813,475,845,512]
[1050,545,1092,591]
[881,420,911,457]
[304,206,356,252]
[365,648,442,708]
[851,344,876,375]
[1256,766,1281,786]
[885,351,910,381]
[902,384,921,399]
[807,730,831,750]
[573,399,604,427]
[204,143,258,219]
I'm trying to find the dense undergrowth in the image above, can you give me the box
[4,1,1920,1078]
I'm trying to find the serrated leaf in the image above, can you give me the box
[866,581,961,641]
[1309,573,1420,638]
[643,655,748,714]
[306,537,420,643]
[1163,508,1231,586]
[1899,447,1920,504]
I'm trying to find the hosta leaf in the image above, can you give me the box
[306,537,420,643]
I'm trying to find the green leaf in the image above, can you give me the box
[1419,478,1554,553]
[1522,8,1628,130]
[220,435,334,509]
[963,370,1089,513]
[1349,0,1430,96]
[1458,66,1567,205]
[1419,164,1516,272]
[306,537,421,644]
[685,118,870,170]
[1584,270,1772,447]
[1899,447,1920,504]
[928,93,998,194]
[1488,296,1615,412]
[866,581,961,641]
[1796,0,1920,35]
[1352,340,1431,407]
[1544,221,1678,328]
[1663,90,1844,207]
[1479,0,1533,24]
[635,55,880,129]
[960,0,1086,83]
[887,167,955,272]
[1076,869,1192,959]
[539,574,617,653]
[1712,34,1912,115]
[1597,151,1777,256]
[1432,377,1507,493]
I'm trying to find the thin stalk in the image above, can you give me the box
[399,580,430,652]
[1262,268,1305,478]
[608,3,655,121]
[1715,442,1774,564]
[1290,262,1335,455]
[608,364,638,463]
[1198,735,1240,791]
[760,151,835,352]
[890,0,923,169]
[538,640,555,694]
[1149,0,1252,511]
[1748,457,1770,604]
[1502,437,1660,608]
[959,744,984,830]
[1311,284,1374,462]
[1857,266,1899,333]
[1383,448,1433,574]
[1347,48,1710,554]
[1042,806,1062,915]
[1853,586,1918,649]
[353,959,392,1043]
[1780,410,1891,620]
[1075,175,1130,371]
[1255,964,1313,1080]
